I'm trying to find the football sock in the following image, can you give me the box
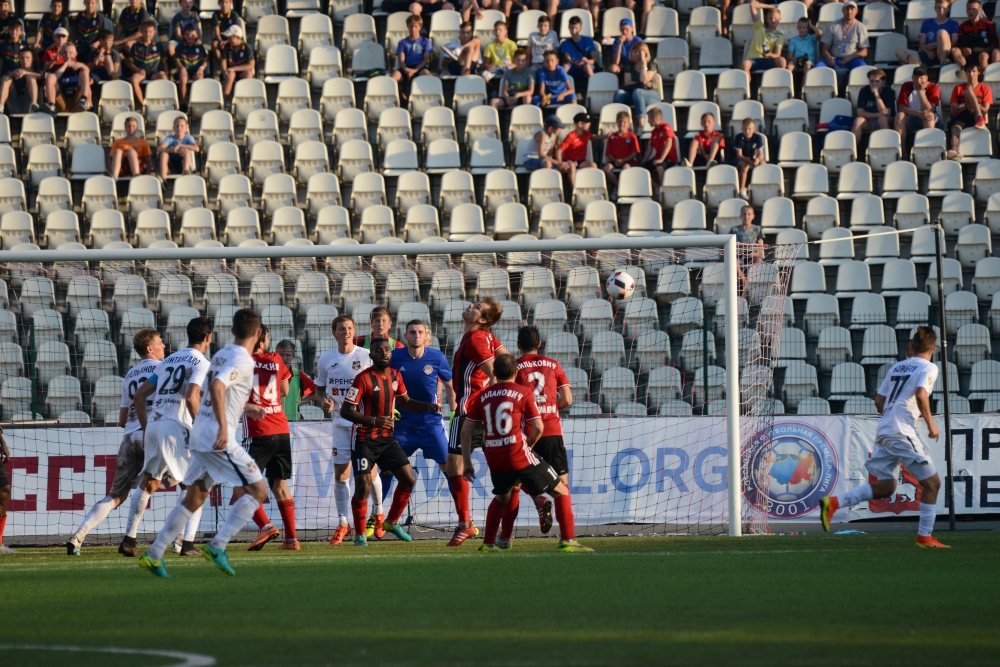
[72,495,116,543]
[278,499,297,540]
[0,514,6,544]
[500,491,520,540]
[449,475,471,524]
[370,473,383,515]
[837,483,874,508]
[554,494,574,542]
[387,485,412,524]
[125,489,151,539]
[918,502,936,537]
[148,503,193,560]
[380,471,394,502]
[334,480,351,527]
[211,494,258,550]
[183,503,202,542]
[251,504,270,529]
[483,498,503,546]
[351,497,368,537]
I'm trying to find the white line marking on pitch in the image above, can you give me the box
[0,644,215,666]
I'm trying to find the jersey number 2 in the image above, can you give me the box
[527,371,546,404]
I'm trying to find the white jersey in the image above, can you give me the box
[314,346,371,428]
[120,357,160,435]
[875,357,938,440]
[148,348,210,429]
[190,344,256,454]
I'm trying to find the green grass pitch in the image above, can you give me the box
[1,532,999,666]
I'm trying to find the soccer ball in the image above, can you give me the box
[606,270,636,300]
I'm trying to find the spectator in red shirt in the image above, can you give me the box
[948,61,992,160]
[639,106,676,193]
[555,112,597,186]
[950,0,999,71]
[601,110,639,191]
[42,26,68,67]
[683,111,725,168]
[894,67,942,146]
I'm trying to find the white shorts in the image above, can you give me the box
[333,422,353,465]
[865,434,937,482]
[141,418,191,483]
[183,446,265,490]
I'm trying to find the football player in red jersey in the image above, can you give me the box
[462,354,592,552]
[341,338,442,546]
[513,325,573,541]
[446,297,510,547]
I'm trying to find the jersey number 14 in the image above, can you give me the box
[254,373,278,404]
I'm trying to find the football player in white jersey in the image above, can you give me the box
[820,326,949,548]
[141,309,265,577]
[313,314,378,544]
[66,329,166,556]
[125,317,213,557]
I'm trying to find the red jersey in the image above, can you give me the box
[344,367,407,442]
[559,130,590,162]
[453,329,504,415]
[353,334,405,349]
[243,352,292,438]
[950,82,993,110]
[957,19,998,48]
[43,45,63,68]
[464,380,542,473]
[605,131,640,163]
[515,353,570,437]
[897,81,941,112]
[649,122,679,164]
[695,130,725,151]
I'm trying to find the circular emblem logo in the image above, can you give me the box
[391,381,398,391]
[423,364,434,375]
[743,421,838,519]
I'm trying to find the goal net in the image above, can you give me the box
[0,237,798,545]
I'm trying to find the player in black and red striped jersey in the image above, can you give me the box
[462,354,592,553]
[341,338,442,547]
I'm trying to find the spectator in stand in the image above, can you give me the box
[391,14,433,101]
[951,0,999,69]
[786,17,818,73]
[532,0,590,27]
[109,115,152,178]
[740,0,786,74]
[124,20,165,106]
[613,43,659,131]
[639,106,676,195]
[522,115,565,171]
[897,0,957,67]
[113,0,149,51]
[41,25,69,68]
[533,48,577,105]
[72,0,106,56]
[0,44,41,114]
[219,25,254,97]
[559,15,598,78]
[731,117,765,201]
[555,112,597,186]
[459,0,503,23]
[852,68,896,144]
[44,42,92,112]
[34,0,68,63]
[731,205,765,283]
[0,0,23,44]
[380,0,455,17]
[167,0,202,61]
[816,1,869,81]
[174,25,208,110]
[87,30,120,84]
[0,21,23,75]
[608,17,641,75]
[491,48,534,109]
[441,21,481,75]
[276,340,317,422]
[602,111,639,193]
[948,61,992,160]
[683,112,724,168]
[157,116,199,179]
[210,0,238,62]
[894,67,942,145]
[528,13,559,70]
[483,20,517,84]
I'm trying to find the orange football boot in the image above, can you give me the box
[916,535,951,549]
[446,523,479,547]
[328,524,350,545]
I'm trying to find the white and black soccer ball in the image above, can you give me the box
[606,270,636,300]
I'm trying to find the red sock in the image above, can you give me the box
[500,491,520,540]
[449,475,471,524]
[252,504,270,529]
[277,499,296,540]
[484,498,503,546]
[554,494,574,542]
[387,486,412,524]
[351,497,368,537]
[0,514,6,544]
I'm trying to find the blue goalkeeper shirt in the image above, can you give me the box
[390,346,452,430]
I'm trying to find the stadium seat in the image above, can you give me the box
[801,196,840,240]
[926,257,964,301]
[880,259,918,297]
[820,130,857,175]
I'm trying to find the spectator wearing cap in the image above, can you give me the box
[33,0,68,63]
[220,24,254,97]
[852,68,895,144]
[894,67,942,145]
[948,61,992,160]
[609,18,642,76]
[816,1,869,80]
[391,14,433,100]
[523,115,565,171]
[533,48,577,106]
[740,0,786,74]
[556,112,597,186]
[896,0,957,68]
[42,25,69,68]
[559,15,598,77]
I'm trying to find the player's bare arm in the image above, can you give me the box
[557,386,572,410]
[481,358,497,385]
[132,379,157,429]
[460,419,477,481]
[340,402,393,429]
[118,407,129,428]
[208,379,228,450]
[184,384,202,421]
[243,403,266,420]
[874,393,885,414]
[441,379,457,412]
[525,417,543,449]
[915,388,939,440]
[395,393,442,414]
[0,428,9,464]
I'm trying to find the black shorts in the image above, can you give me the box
[0,462,8,488]
[491,460,560,497]
[448,414,485,455]
[245,433,292,482]
[533,435,568,476]
[950,110,980,130]
[353,435,411,475]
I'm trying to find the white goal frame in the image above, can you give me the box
[0,234,745,537]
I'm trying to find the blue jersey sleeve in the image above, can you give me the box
[435,350,453,382]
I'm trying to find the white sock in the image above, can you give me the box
[211,494,259,549]
[183,503,203,542]
[125,489,151,539]
[148,503,193,560]
[837,483,874,508]
[72,496,116,544]
[334,480,351,527]
[370,473,383,515]
[918,502,936,537]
